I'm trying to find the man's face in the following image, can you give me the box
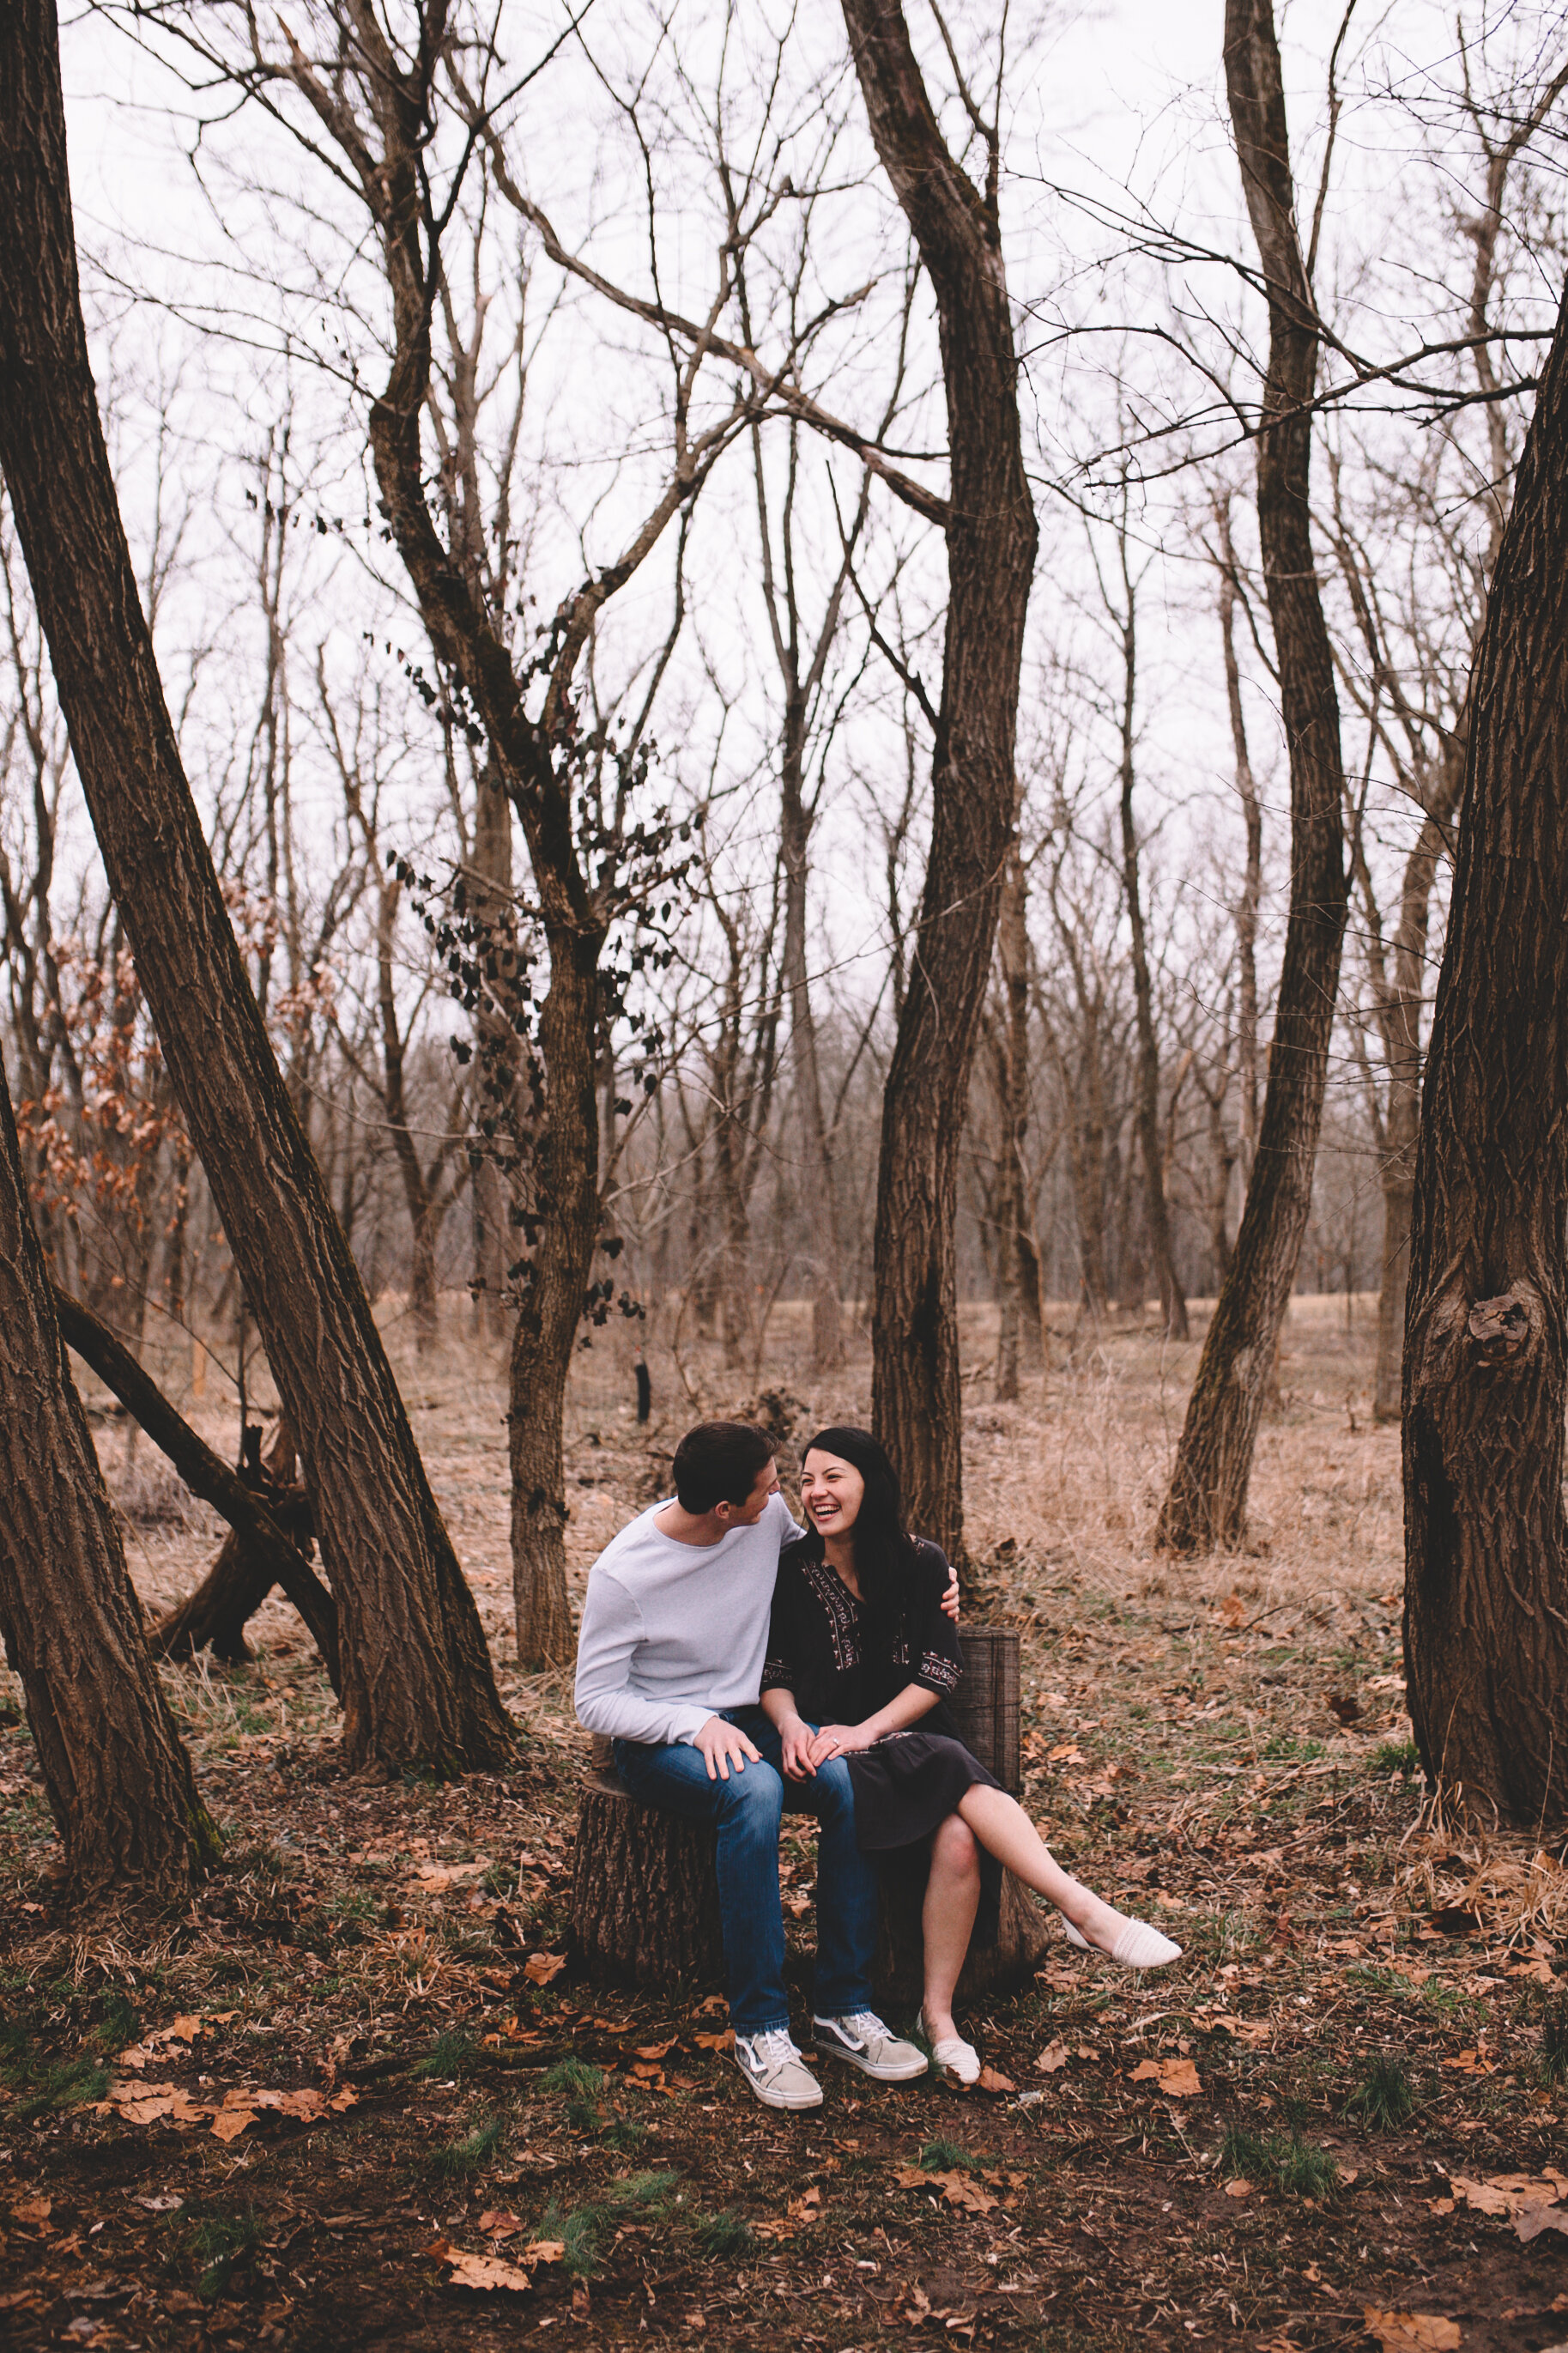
[715,1458,778,1528]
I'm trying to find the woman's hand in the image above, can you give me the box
[807,1722,874,1769]
[941,1566,960,1622]
[777,1713,819,1780]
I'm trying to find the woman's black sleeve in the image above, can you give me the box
[760,1560,801,1695]
[909,1542,963,1698]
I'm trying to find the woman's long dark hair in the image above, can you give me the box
[797,1425,921,1643]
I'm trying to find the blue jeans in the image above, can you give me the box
[614,1707,877,2035]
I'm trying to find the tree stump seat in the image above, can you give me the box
[569,1627,1050,2000]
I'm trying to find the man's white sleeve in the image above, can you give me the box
[573,1571,711,1748]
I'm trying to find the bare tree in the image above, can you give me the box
[841,0,1038,1556]
[0,0,512,1769]
[0,1040,218,1902]
[1402,273,1568,1828]
[1157,0,1350,1551]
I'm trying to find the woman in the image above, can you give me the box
[760,1426,1179,2085]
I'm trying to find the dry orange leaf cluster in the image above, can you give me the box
[430,2235,564,2292]
[1431,2169,1568,2242]
[1363,2313,1462,2351]
[893,2166,998,2215]
[103,2076,356,2141]
[523,1951,567,1985]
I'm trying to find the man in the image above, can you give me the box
[575,1420,929,2112]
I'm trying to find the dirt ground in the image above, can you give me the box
[2,1295,1565,2351]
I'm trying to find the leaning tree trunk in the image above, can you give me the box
[0,1044,218,1903]
[0,0,512,1772]
[843,0,1038,1558]
[1156,0,1348,1551]
[994,846,1035,1400]
[1402,281,1568,1828]
[148,1422,319,1668]
[51,1284,341,1688]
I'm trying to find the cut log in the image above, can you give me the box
[571,1770,724,1990]
[947,1624,1021,1793]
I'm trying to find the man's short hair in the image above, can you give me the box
[672,1421,775,1513]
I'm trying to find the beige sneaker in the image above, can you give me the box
[812,2010,928,2081]
[733,2026,824,2110]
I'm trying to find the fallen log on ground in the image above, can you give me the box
[51,1287,340,1690]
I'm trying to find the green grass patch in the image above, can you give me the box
[1370,1739,1420,1780]
[918,2137,978,2172]
[1218,2123,1341,2201]
[1341,2052,1415,2131]
[427,2113,507,2180]
[695,2208,755,2259]
[543,2169,682,2278]
[411,2027,479,2081]
[190,2209,263,2301]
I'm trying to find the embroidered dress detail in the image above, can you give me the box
[917,1648,960,1694]
[799,1556,862,1676]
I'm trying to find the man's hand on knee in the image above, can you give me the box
[693,1716,763,1782]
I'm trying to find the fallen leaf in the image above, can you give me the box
[693,2029,733,2052]
[634,2040,676,2061]
[169,2016,204,2042]
[1328,1693,1361,1725]
[523,1953,567,1986]
[786,2186,822,2223]
[443,2247,536,2292]
[1507,1956,1558,1985]
[1363,2314,1461,2351]
[895,2283,932,2325]
[893,2167,997,2214]
[1156,2057,1201,2096]
[1129,2055,1201,2095]
[211,2107,255,2144]
[1048,1744,1087,1765]
[1448,2172,1566,2221]
[13,2198,51,2229]
[1516,2204,1568,2245]
[1035,2041,1069,2074]
[477,2210,520,2239]
[530,2241,565,2264]
[1224,2179,1252,2198]
[1219,1592,1247,1628]
[977,2065,1015,2095]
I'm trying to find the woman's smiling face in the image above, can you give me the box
[801,1448,865,1538]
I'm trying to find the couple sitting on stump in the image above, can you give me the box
[575,1419,1179,2112]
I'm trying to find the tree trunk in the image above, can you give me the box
[0,1043,217,1903]
[994,847,1033,1400]
[1217,506,1263,1185]
[844,0,1038,1557]
[509,940,600,1667]
[0,0,511,1771]
[1117,574,1189,1340]
[1371,787,1462,1422]
[1402,281,1568,1828]
[1156,0,1348,1552]
[779,685,845,1373]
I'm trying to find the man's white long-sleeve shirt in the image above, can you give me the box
[574,1491,803,1748]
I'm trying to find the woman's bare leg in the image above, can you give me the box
[956,1786,1127,1953]
[920,1813,980,2047]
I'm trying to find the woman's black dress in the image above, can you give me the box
[762,1537,1003,1943]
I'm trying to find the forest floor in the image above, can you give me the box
[2,1296,1566,2352]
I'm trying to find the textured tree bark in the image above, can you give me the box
[148,1422,324,1670]
[1402,281,1568,1828]
[1156,0,1348,1550]
[0,1043,217,1903]
[842,0,1038,1557]
[0,0,511,1769]
[571,1772,725,1989]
